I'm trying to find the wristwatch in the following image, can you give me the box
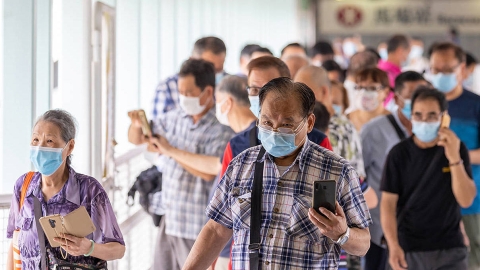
[336,227,350,246]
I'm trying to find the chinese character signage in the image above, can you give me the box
[319,0,480,34]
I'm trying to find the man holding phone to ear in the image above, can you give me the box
[381,87,476,270]
[182,77,371,270]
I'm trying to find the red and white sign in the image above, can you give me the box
[320,0,480,34]
[337,6,363,27]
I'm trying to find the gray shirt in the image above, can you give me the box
[361,110,407,246]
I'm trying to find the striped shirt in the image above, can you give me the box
[206,139,371,269]
[154,106,235,240]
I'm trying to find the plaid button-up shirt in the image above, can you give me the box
[151,74,179,119]
[206,139,371,269]
[154,107,234,240]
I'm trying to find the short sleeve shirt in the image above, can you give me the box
[207,139,372,269]
[154,107,235,240]
[6,169,125,270]
[380,137,472,252]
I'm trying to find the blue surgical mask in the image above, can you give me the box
[332,104,343,115]
[463,74,474,90]
[430,72,458,93]
[401,99,412,119]
[215,72,224,85]
[30,144,68,176]
[412,120,440,143]
[258,121,307,157]
[249,96,260,118]
[408,45,424,60]
[379,48,388,60]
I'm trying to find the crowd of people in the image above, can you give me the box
[6,32,480,270]
[126,34,480,270]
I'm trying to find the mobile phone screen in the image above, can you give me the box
[312,180,336,216]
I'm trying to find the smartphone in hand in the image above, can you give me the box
[312,180,337,217]
[138,110,152,136]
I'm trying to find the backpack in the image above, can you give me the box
[126,166,163,226]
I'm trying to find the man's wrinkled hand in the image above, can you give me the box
[308,201,348,241]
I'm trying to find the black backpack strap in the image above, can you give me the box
[249,126,258,147]
[249,147,266,270]
[387,114,406,140]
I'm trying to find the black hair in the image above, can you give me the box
[387,34,410,53]
[394,71,425,93]
[313,101,330,133]
[193,36,226,56]
[259,77,315,117]
[429,42,465,63]
[309,41,334,57]
[240,44,262,58]
[466,52,478,67]
[179,59,215,89]
[322,60,342,73]
[322,60,345,82]
[281,43,306,57]
[364,47,381,62]
[254,47,273,55]
[411,86,448,113]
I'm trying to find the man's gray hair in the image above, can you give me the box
[35,109,77,166]
[216,75,249,107]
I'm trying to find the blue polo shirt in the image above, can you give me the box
[449,89,480,215]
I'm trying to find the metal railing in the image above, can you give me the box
[0,145,154,270]
[108,145,156,270]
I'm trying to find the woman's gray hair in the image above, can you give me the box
[35,109,77,166]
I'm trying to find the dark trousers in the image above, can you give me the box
[385,247,468,270]
[365,241,388,270]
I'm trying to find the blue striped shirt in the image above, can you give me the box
[206,139,371,269]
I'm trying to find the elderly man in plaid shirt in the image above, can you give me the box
[184,77,372,270]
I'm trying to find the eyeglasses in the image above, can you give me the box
[430,63,460,75]
[257,117,307,135]
[246,86,262,96]
[411,112,444,122]
[353,85,385,91]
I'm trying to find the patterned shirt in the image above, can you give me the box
[7,168,125,270]
[151,74,179,119]
[154,107,235,240]
[328,114,366,178]
[207,139,372,269]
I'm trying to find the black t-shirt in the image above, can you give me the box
[381,136,473,252]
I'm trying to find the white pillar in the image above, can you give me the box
[59,0,92,175]
[2,0,35,193]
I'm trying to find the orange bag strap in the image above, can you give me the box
[19,172,35,210]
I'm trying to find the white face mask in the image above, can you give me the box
[179,90,208,116]
[215,98,230,126]
[356,89,380,112]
